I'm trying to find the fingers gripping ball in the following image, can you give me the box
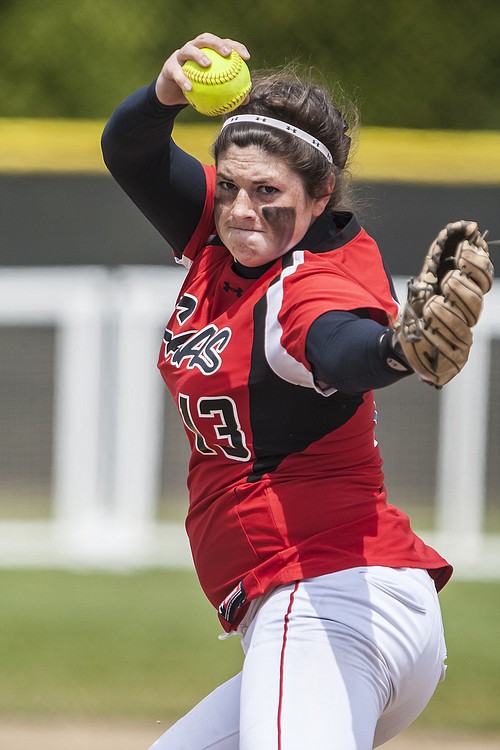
[182,48,252,116]
[393,220,494,388]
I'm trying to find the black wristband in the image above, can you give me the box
[378,328,412,373]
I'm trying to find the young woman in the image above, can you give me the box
[102,32,451,750]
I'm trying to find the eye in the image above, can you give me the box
[217,180,236,191]
[258,185,279,196]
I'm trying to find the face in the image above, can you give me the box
[214,145,332,267]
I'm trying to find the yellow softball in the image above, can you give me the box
[182,48,252,117]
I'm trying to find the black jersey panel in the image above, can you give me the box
[247,293,363,482]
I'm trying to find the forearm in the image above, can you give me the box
[306,311,412,393]
[101,82,206,253]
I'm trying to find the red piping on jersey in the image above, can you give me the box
[277,582,299,750]
[180,163,216,263]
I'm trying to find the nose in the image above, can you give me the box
[231,189,257,219]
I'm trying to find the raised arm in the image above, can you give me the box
[101,83,206,255]
[101,33,250,257]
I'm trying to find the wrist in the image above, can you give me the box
[155,74,188,107]
[379,328,413,373]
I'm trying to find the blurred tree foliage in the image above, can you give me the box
[1,0,498,128]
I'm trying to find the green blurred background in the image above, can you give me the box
[1,570,500,734]
[1,569,500,734]
[0,0,499,128]
[1,0,499,739]
[0,570,500,733]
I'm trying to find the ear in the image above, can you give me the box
[311,175,336,217]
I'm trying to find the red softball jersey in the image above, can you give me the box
[158,164,452,631]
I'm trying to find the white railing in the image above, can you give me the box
[394,278,500,579]
[0,267,498,577]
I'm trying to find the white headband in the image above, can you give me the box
[221,114,333,164]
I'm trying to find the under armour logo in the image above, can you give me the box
[223,281,243,297]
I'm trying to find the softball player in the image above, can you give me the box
[102,32,451,750]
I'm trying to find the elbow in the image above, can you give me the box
[100,122,116,174]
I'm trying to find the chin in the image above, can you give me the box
[228,243,267,267]
[231,254,262,268]
[232,248,277,267]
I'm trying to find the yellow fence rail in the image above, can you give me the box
[1,118,499,185]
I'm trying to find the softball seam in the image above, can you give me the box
[183,51,243,85]
[202,82,252,116]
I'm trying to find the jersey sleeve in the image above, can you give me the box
[279,245,399,373]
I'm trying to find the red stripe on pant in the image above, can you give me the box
[277,582,299,750]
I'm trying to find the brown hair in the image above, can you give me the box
[212,66,358,212]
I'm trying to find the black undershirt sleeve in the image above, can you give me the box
[101,81,207,256]
[306,310,413,393]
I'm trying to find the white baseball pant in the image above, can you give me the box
[150,566,447,750]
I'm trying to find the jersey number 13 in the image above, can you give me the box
[178,394,251,462]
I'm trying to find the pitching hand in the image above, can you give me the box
[155,33,250,106]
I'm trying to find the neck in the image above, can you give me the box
[232,258,277,279]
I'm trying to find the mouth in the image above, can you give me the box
[229,226,263,233]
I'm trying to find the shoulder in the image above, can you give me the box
[280,213,398,322]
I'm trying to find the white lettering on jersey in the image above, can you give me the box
[163,324,232,375]
[175,293,198,325]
